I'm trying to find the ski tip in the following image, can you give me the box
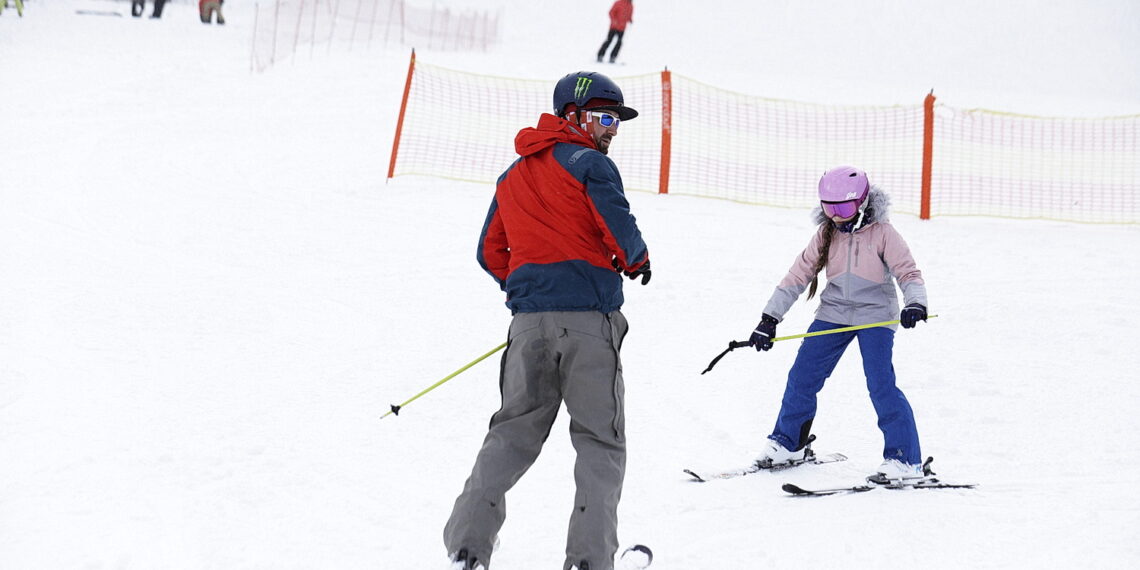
[682,469,707,483]
[782,482,873,496]
[781,483,812,495]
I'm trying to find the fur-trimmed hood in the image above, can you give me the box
[811,185,890,229]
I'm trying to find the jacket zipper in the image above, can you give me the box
[845,234,857,322]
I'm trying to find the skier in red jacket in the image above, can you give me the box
[446,71,649,570]
[597,0,634,64]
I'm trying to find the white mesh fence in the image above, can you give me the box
[389,60,1139,224]
[932,107,1140,223]
[251,0,500,74]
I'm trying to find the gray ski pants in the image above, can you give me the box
[444,310,629,570]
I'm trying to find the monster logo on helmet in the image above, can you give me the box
[573,77,593,100]
[553,71,640,121]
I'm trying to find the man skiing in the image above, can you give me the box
[445,71,650,570]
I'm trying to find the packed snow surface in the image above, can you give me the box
[2,1,1138,568]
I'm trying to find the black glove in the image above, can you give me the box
[612,257,651,285]
[900,303,927,329]
[750,314,778,351]
[627,259,651,285]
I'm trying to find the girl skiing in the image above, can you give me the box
[749,165,930,482]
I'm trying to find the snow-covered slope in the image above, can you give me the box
[2,1,1138,568]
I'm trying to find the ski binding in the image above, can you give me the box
[783,457,976,496]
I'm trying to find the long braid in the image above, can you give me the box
[806,222,835,300]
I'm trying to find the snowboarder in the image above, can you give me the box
[748,166,931,482]
[445,71,649,570]
[597,0,633,64]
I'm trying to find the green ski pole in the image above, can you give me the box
[701,315,937,374]
[381,341,508,419]
[773,314,938,343]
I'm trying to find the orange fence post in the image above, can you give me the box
[920,91,935,219]
[659,68,673,195]
[388,49,417,180]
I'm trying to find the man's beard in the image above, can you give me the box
[595,134,613,154]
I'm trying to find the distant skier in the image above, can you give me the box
[597,0,633,64]
[199,0,225,24]
[748,166,931,483]
[445,71,649,570]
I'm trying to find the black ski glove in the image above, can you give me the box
[900,303,928,329]
[612,257,652,285]
[627,259,651,285]
[750,314,778,351]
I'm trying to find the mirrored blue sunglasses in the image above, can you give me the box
[586,110,620,128]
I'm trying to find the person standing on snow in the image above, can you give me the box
[445,71,650,570]
[748,166,931,484]
[199,0,225,24]
[597,0,633,64]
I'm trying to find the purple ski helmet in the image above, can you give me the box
[818,166,870,220]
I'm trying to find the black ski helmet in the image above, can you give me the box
[552,71,639,121]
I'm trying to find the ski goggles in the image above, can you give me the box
[585,110,620,128]
[821,200,861,220]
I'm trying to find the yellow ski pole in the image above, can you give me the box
[773,314,938,343]
[382,341,508,419]
[701,315,937,374]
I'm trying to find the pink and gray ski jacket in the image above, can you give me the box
[763,188,927,329]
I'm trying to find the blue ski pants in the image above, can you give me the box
[769,320,922,465]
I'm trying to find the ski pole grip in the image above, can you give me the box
[701,339,754,375]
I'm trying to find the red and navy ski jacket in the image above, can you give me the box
[478,113,649,314]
